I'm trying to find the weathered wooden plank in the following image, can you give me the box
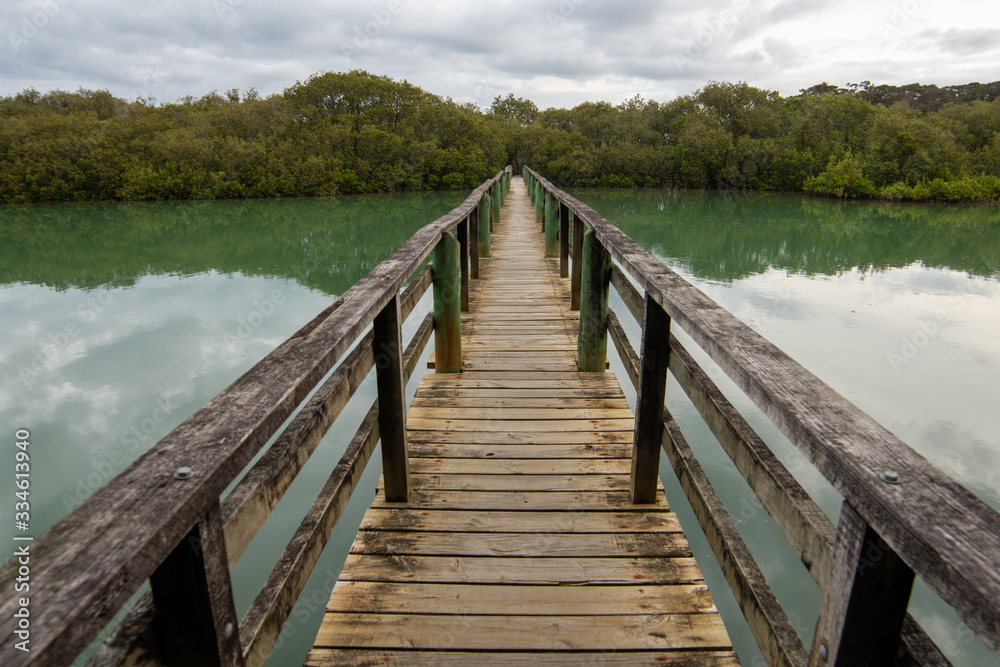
[406,406,635,421]
[411,473,631,491]
[305,649,741,666]
[660,411,808,666]
[527,169,1000,652]
[87,312,434,667]
[238,404,380,667]
[407,430,634,445]
[350,531,692,558]
[409,458,632,474]
[406,417,635,432]
[410,396,629,409]
[313,613,728,651]
[325,581,714,615]
[667,332,835,587]
[336,555,704,585]
[407,442,632,459]
[373,294,409,502]
[358,509,681,533]
[372,488,668,511]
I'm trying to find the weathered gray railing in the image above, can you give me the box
[0,167,513,667]
[525,166,1000,667]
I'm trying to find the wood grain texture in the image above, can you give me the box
[526,167,999,657]
[311,175,733,664]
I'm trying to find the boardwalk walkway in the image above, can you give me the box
[306,177,738,665]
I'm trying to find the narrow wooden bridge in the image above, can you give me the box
[2,167,999,667]
[305,176,736,664]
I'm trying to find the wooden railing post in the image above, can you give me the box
[149,500,244,666]
[544,191,559,258]
[491,180,501,231]
[469,201,480,278]
[577,229,611,371]
[373,293,409,502]
[559,203,570,278]
[433,231,463,373]
[457,216,469,311]
[571,213,584,309]
[534,181,544,226]
[631,294,672,503]
[809,502,915,666]
[478,192,492,258]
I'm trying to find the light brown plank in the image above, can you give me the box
[357,509,682,533]
[350,531,692,558]
[409,458,632,474]
[312,613,729,651]
[326,582,715,614]
[305,650,740,666]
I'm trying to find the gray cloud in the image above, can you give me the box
[1,0,996,109]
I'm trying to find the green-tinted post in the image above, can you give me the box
[478,192,491,258]
[491,181,502,231]
[534,182,544,226]
[544,191,559,258]
[577,229,611,372]
[433,231,462,373]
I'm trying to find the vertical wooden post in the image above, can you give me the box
[809,502,915,666]
[457,217,469,312]
[469,203,480,279]
[491,181,501,231]
[374,293,409,502]
[631,294,672,503]
[544,192,559,258]
[535,182,544,226]
[149,501,244,667]
[570,214,585,310]
[433,231,463,374]
[559,203,570,277]
[478,192,491,258]
[577,229,611,372]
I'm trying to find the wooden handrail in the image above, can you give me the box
[526,166,1000,663]
[0,169,509,666]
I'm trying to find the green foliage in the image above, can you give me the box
[1,74,998,204]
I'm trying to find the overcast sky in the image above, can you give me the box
[3,0,999,109]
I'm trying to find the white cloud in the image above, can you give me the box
[1,0,998,108]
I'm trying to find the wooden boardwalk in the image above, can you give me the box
[306,177,738,665]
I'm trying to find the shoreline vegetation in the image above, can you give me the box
[1,71,998,205]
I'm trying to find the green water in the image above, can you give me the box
[573,188,1000,667]
[1,188,998,665]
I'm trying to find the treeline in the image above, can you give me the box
[515,81,1000,202]
[0,71,505,202]
[2,72,999,203]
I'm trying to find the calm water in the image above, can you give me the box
[1,188,998,665]
[573,188,1000,667]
